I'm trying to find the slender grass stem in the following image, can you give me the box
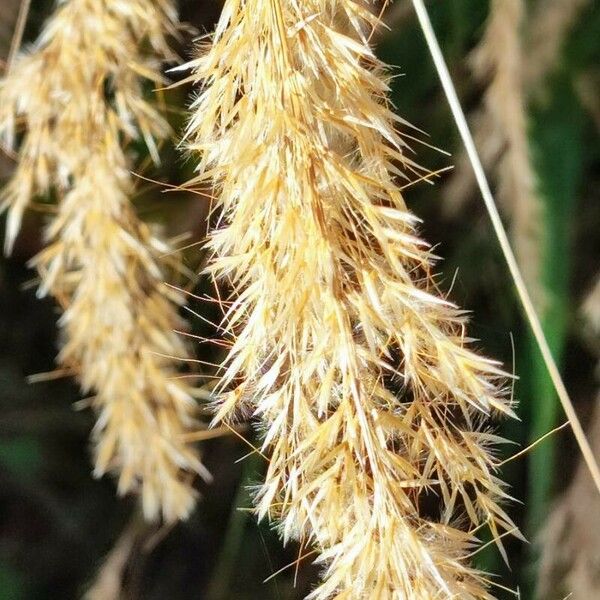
[410,0,600,497]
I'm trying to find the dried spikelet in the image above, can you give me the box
[444,0,545,308]
[33,128,208,521]
[185,1,517,597]
[1,0,207,521]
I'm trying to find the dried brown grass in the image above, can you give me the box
[445,0,545,307]
[446,0,589,217]
[525,0,590,91]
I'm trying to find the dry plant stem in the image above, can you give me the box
[473,0,544,307]
[0,0,206,521]
[186,0,517,597]
[410,0,600,498]
[85,512,151,600]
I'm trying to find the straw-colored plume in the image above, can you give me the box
[0,0,207,521]
[0,0,176,253]
[186,1,516,597]
[445,0,545,307]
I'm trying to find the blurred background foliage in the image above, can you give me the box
[0,1,599,599]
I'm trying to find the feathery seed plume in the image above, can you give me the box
[0,0,207,521]
[186,0,516,597]
[0,0,176,253]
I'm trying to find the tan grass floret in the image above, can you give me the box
[186,0,516,597]
[1,0,206,521]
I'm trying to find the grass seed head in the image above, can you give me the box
[1,0,206,522]
[186,0,517,596]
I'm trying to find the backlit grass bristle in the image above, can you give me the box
[185,0,517,597]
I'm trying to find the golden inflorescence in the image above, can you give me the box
[1,0,521,595]
[0,0,207,522]
[185,0,517,597]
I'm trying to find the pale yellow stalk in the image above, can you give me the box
[1,0,207,521]
[186,1,516,597]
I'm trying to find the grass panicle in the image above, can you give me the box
[0,0,207,522]
[185,1,517,597]
[525,0,590,90]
